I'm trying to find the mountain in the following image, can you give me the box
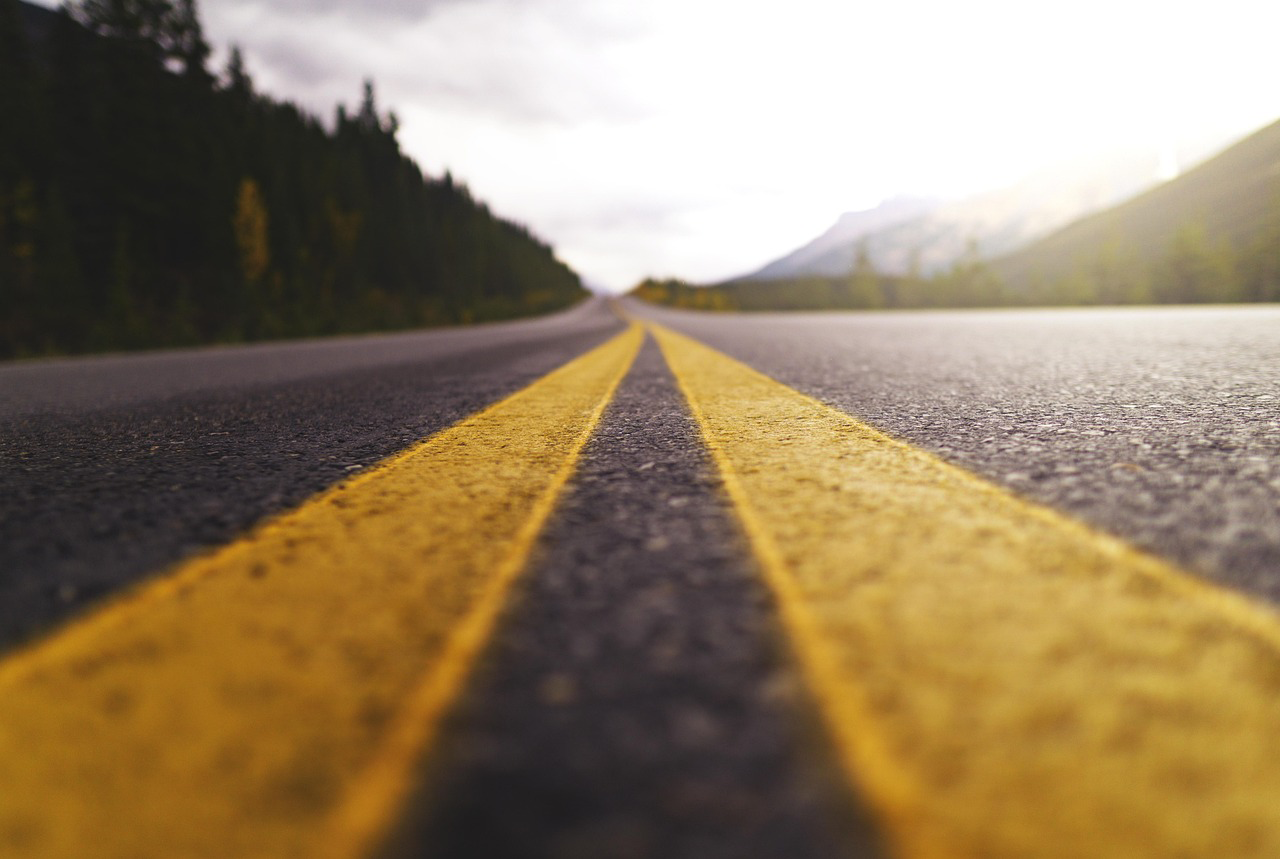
[745,196,939,280]
[992,119,1280,296]
[740,142,1224,281]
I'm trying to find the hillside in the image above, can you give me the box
[994,119,1280,301]
[0,0,584,358]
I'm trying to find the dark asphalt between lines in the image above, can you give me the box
[386,337,884,859]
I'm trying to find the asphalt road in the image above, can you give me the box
[638,301,1280,605]
[4,298,1280,858]
[0,298,623,648]
[384,340,882,859]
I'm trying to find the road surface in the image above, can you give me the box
[2,298,1280,858]
[0,299,623,647]
[642,301,1280,601]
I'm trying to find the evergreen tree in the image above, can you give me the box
[0,0,38,180]
[222,46,252,100]
[1158,222,1238,303]
[1240,193,1280,302]
[357,79,380,131]
[170,0,210,82]
[846,241,884,308]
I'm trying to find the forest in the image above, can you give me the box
[0,0,585,358]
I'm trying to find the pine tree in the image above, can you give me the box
[170,0,210,82]
[1159,222,1238,303]
[846,241,884,309]
[357,79,379,131]
[0,0,37,180]
[222,46,253,100]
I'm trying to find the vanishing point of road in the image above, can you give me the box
[2,297,1280,858]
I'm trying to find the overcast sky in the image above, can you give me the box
[40,0,1280,290]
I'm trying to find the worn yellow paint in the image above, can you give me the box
[0,323,643,859]
[652,322,1280,859]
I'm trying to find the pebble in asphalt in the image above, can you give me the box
[380,337,886,859]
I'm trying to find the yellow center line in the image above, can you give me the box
[0,323,643,859]
[652,322,1280,859]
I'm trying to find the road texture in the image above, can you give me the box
[3,298,1280,858]
[640,301,1280,602]
[0,298,622,648]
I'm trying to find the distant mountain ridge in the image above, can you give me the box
[746,196,939,280]
[739,142,1226,281]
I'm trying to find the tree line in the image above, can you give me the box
[632,242,1017,312]
[1016,217,1280,306]
[0,0,585,358]
[633,213,1280,313]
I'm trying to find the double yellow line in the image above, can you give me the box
[4,321,1280,858]
[0,326,643,859]
[654,325,1280,859]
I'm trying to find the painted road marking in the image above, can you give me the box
[0,323,642,859]
[653,322,1280,859]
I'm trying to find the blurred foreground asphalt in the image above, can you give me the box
[3,299,1280,858]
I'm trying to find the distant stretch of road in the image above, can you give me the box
[3,298,1280,859]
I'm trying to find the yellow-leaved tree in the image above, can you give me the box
[233,178,269,284]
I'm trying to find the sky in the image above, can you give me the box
[38,0,1280,291]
